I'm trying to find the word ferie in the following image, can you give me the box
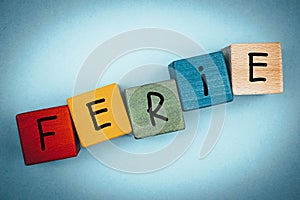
[16,42,283,165]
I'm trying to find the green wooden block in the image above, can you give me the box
[124,80,185,139]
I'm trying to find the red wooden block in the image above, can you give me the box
[16,105,80,165]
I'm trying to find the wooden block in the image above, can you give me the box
[222,42,283,95]
[67,83,132,147]
[124,80,185,139]
[168,51,233,111]
[16,105,80,165]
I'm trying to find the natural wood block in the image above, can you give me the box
[124,80,185,139]
[16,105,80,165]
[168,51,233,111]
[222,42,283,95]
[67,83,132,147]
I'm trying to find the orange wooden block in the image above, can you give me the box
[67,83,132,147]
[222,42,283,95]
[16,105,80,165]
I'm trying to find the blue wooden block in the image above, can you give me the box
[168,51,233,111]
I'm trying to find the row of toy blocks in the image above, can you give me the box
[17,81,184,165]
[16,42,283,165]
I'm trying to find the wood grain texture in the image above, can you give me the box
[124,80,185,139]
[67,83,132,147]
[16,105,80,165]
[168,51,233,111]
[222,42,283,95]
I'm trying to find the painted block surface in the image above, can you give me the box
[67,83,132,147]
[169,51,233,111]
[124,80,185,139]
[16,105,80,165]
[222,42,283,95]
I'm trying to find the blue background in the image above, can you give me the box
[0,0,299,199]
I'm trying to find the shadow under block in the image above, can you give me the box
[16,106,80,165]
[67,83,132,147]
[124,80,185,139]
[222,42,283,95]
[168,51,233,111]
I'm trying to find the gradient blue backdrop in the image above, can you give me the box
[0,0,299,199]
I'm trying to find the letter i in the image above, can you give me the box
[198,66,208,96]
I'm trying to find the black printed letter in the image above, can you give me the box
[147,92,168,126]
[199,66,209,96]
[248,52,268,82]
[37,116,57,151]
[86,98,111,131]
